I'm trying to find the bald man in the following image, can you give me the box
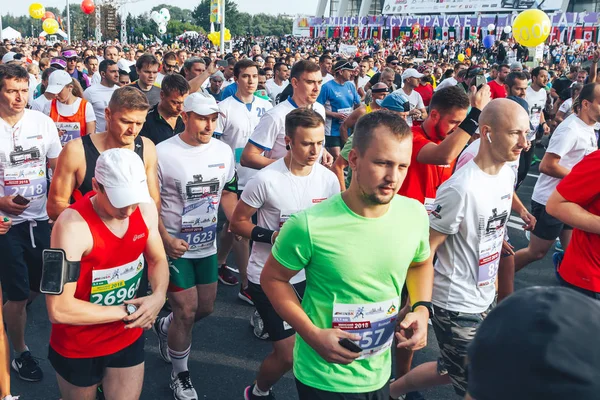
[390,99,530,399]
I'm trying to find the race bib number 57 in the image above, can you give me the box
[332,298,399,359]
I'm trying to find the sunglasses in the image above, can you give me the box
[390,62,399,66]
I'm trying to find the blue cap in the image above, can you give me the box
[376,91,410,112]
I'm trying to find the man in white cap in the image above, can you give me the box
[152,92,238,400]
[46,148,169,400]
[396,68,428,127]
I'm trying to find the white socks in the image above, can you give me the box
[169,345,191,375]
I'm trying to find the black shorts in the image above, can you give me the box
[48,335,145,387]
[248,280,305,342]
[531,200,572,241]
[295,378,389,400]
[0,220,50,301]
[326,136,342,148]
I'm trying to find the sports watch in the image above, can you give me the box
[126,304,137,316]
[411,301,434,318]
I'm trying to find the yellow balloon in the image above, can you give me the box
[43,18,59,35]
[29,3,45,19]
[512,9,551,47]
[457,53,465,62]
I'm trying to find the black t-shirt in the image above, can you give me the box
[552,77,573,99]
[139,104,185,145]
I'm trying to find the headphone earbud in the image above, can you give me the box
[286,144,291,151]
[487,133,493,144]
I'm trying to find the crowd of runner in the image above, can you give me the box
[0,31,599,400]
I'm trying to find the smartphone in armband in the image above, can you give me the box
[40,249,80,295]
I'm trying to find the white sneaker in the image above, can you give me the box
[249,310,269,340]
[170,371,198,400]
[152,317,171,363]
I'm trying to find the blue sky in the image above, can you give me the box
[7,0,320,18]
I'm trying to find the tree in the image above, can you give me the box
[191,0,292,37]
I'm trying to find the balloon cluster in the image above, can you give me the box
[207,29,232,45]
[30,3,59,34]
[151,8,171,35]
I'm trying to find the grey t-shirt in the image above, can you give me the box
[131,81,161,107]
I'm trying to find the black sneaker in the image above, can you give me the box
[11,351,43,382]
[244,383,275,399]
[404,391,426,400]
[218,264,239,286]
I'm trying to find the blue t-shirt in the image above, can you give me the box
[221,82,238,101]
[317,80,360,137]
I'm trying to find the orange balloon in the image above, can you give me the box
[42,11,56,22]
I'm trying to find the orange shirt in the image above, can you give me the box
[49,98,88,146]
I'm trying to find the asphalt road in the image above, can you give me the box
[10,160,560,400]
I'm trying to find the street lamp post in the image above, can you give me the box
[67,0,72,44]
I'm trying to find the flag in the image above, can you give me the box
[435,27,442,40]
[442,27,449,41]
[449,27,456,41]
[574,26,583,40]
[583,27,593,42]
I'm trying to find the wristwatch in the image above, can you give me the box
[126,304,137,316]
[411,301,434,318]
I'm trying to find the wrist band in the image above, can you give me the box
[251,226,276,244]
[458,107,481,136]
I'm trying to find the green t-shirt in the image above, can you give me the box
[272,193,430,393]
[339,135,354,189]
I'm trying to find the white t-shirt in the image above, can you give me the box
[525,86,547,140]
[248,98,326,161]
[265,79,289,104]
[430,160,515,313]
[357,75,370,91]
[91,72,102,86]
[241,158,340,285]
[532,114,598,206]
[435,77,457,92]
[456,139,520,185]
[83,83,117,132]
[397,88,424,127]
[0,109,62,224]
[155,73,166,86]
[558,97,573,116]
[322,73,334,84]
[31,95,51,112]
[42,97,96,123]
[157,135,235,259]
[215,95,273,190]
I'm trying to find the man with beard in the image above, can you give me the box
[261,110,433,400]
[488,64,509,99]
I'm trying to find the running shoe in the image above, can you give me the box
[249,310,269,340]
[555,240,564,252]
[11,351,42,382]
[238,286,254,305]
[244,383,275,399]
[404,391,426,400]
[170,370,198,400]
[225,264,239,273]
[218,264,239,285]
[152,317,171,363]
[553,251,563,282]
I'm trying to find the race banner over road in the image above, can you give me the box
[382,0,567,14]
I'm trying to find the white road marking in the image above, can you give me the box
[527,173,540,178]
[507,221,524,231]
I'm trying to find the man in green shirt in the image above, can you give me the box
[261,110,434,399]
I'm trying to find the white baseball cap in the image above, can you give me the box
[401,68,424,81]
[95,148,152,209]
[45,70,73,94]
[183,92,220,116]
[1,52,16,64]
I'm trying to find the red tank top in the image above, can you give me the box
[49,192,149,358]
[49,98,88,146]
